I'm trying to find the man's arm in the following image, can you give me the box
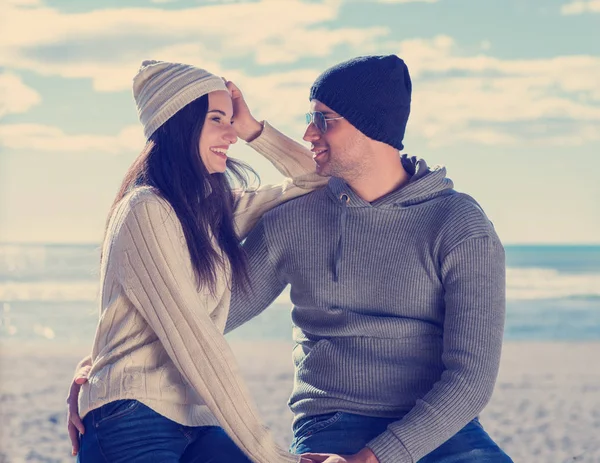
[226,218,287,334]
[364,235,506,463]
[66,355,92,455]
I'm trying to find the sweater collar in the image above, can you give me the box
[326,155,454,209]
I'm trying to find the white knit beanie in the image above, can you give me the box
[133,60,228,139]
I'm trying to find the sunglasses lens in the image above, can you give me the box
[306,112,327,133]
[314,112,326,133]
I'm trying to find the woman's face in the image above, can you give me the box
[199,90,237,174]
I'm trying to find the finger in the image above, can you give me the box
[300,454,330,462]
[67,423,80,456]
[67,397,85,434]
[74,376,88,385]
[222,77,236,95]
[69,411,86,435]
[225,80,242,97]
[67,385,80,404]
[74,365,91,384]
[67,394,85,435]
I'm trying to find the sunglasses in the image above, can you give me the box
[305,111,345,134]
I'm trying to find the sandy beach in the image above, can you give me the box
[1,341,599,463]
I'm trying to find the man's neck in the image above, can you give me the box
[346,160,411,203]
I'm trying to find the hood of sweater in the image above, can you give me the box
[325,154,454,281]
[326,154,454,209]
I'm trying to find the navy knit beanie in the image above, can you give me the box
[309,55,411,151]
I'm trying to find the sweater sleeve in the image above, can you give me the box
[225,218,287,334]
[233,121,328,240]
[115,196,298,463]
[366,235,506,463]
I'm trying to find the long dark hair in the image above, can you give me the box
[106,95,256,294]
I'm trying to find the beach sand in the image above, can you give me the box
[1,341,599,463]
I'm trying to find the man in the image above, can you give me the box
[227,55,512,463]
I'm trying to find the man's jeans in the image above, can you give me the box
[78,400,251,463]
[290,412,513,462]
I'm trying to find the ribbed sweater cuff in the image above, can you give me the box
[366,430,413,463]
[247,121,315,178]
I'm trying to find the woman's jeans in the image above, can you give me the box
[78,400,251,463]
[290,412,513,463]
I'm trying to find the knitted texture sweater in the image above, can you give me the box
[78,122,327,463]
[227,156,506,463]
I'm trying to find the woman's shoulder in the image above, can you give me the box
[119,186,173,216]
[108,187,178,236]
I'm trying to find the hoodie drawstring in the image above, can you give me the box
[334,193,349,282]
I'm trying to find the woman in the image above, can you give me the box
[70,60,324,462]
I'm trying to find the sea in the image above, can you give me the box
[0,243,599,351]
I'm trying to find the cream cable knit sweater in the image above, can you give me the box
[79,122,325,463]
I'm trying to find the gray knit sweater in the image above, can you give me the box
[226,156,506,463]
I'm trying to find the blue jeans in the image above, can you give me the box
[78,400,251,463]
[290,412,513,462]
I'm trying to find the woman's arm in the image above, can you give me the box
[226,80,327,239]
[228,80,317,179]
[115,193,299,463]
[233,122,328,239]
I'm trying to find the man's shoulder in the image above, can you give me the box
[434,192,499,247]
[438,191,490,221]
[263,186,329,220]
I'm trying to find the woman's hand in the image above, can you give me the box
[66,357,91,456]
[224,80,264,142]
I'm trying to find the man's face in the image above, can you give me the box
[303,99,371,180]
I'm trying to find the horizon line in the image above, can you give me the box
[1,241,599,247]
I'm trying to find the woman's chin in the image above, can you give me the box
[207,162,228,174]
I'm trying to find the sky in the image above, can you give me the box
[0,0,599,244]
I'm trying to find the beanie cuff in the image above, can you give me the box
[312,88,407,151]
[142,77,227,139]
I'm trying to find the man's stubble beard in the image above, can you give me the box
[324,151,369,182]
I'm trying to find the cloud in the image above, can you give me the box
[0,0,387,91]
[0,66,318,153]
[2,0,42,5]
[0,123,144,154]
[391,36,600,146]
[0,72,42,117]
[561,0,600,14]
[2,2,599,148]
[377,0,438,3]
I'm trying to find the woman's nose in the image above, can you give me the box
[224,125,238,145]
